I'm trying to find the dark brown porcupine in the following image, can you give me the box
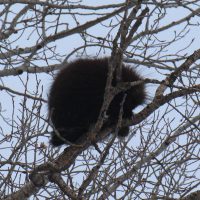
[48,57,145,146]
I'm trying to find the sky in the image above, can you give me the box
[0,1,200,198]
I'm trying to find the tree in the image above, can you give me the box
[0,0,200,199]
